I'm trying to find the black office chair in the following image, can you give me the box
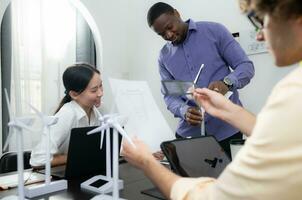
[0,151,31,174]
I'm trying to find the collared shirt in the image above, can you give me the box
[159,19,254,140]
[170,66,302,200]
[30,100,101,166]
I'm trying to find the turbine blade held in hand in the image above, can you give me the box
[113,123,135,148]
[28,103,44,120]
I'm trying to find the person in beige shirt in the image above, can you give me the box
[122,0,302,199]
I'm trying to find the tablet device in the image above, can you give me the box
[161,80,194,96]
[160,136,230,178]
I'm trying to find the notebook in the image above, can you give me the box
[0,171,45,190]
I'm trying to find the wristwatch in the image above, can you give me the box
[223,77,233,91]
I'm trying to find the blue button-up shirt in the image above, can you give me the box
[158,20,255,141]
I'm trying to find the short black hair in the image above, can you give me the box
[147,2,174,27]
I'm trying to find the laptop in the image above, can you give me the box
[141,136,230,199]
[39,126,121,180]
[161,135,230,178]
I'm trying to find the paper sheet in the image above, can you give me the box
[0,171,46,190]
[109,78,174,152]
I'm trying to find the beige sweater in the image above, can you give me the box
[171,65,302,200]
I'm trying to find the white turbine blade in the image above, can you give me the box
[28,103,44,120]
[87,124,109,135]
[109,86,119,115]
[109,99,116,114]
[113,123,136,148]
[95,108,104,122]
[193,64,204,85]
[225,91,233,99]
[4,88,13,120]
[98,115,104,122]
[18,116,35,126]
[100,129,105,149]
[116,115,128,127]
[14,121,35,132]
[45,116,58,126]
[103,113,118,121]
[3,128,14,151]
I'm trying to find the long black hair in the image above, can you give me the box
[55,63,100,113]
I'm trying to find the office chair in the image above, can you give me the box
[0,151,31,174]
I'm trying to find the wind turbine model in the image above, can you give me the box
[82,113,136,200]
[81,112,122,194]
[2,89,35,200]
[184,64,206,136]
[187,64,233,136]
[193,64,206,136]
[23,105,67,198]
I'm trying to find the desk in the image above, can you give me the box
[0,163,162,200]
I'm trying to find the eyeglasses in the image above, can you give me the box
[247,10,264,31]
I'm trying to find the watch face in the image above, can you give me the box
[224,77,232,86]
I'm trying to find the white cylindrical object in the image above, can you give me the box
[45,127,51,185]
[113,128,119,199]
[201,108,205,136]
[17,129,25,199]
[106,127,111,178]
[114,123,135,148]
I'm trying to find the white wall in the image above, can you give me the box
[78,0,132,113]
[0,0,295,147]
[79,0,296,132]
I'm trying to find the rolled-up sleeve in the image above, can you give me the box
[170,77,302,199]
[217,24,255,89]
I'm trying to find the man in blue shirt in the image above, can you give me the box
[147,2,255,156]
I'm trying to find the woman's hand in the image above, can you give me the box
[193,88,235,121]
[121,137,156,169]
[194,88,255,136]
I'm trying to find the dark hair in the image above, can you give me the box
[238,0,251,13]
[253,0,302,19]
[147,2,174,27]
[55,63,100,113]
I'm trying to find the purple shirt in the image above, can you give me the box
[158,20,255,141]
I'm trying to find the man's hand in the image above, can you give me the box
[185,107,203,126]
[208,81,228,95]
[153,151,165,161]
